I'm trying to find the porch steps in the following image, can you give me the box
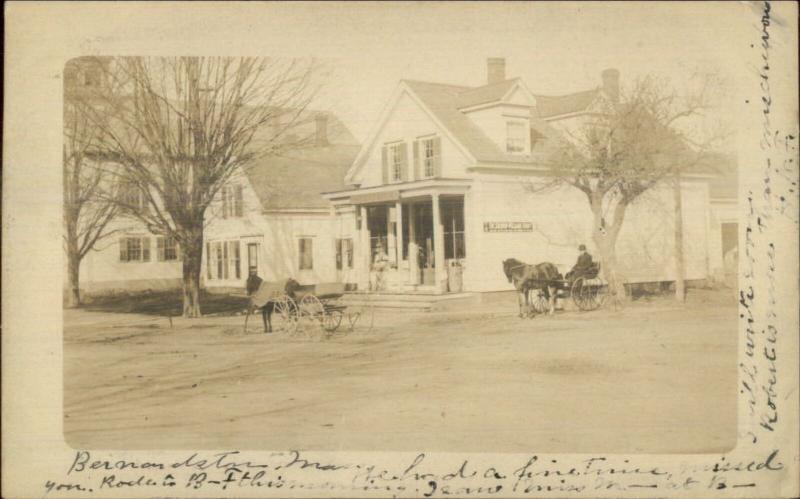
[339,291,478,312]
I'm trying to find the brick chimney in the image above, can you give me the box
[487,58,506,85]
[601,68,620,103]
[315,113,328,146]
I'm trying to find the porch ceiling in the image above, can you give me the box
[322,178,471,205]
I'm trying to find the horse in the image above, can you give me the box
[245,274,301,333]
[502,258,563,317]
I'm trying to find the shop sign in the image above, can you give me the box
[483,222,533,232]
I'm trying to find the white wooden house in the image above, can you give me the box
[73,59,735,298]
[323,59,725,294]
[75,111,360,295]
[201,113,360,291]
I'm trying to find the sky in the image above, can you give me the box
[280,1,762,142]
[46,1,792,147]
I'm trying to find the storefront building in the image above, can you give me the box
[323,59,720,295]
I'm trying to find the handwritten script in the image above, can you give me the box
[739,0,797,448]
[40,2,798,498]
[41,449,786,497]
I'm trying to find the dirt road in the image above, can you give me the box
[64,289,737,453]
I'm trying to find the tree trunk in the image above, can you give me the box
[66,250,82,308]
[181,229,204,318]
[594,234,627,303]
[673,170,686,302]
[589,195,628,305]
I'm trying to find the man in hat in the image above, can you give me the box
[566,244,595,282]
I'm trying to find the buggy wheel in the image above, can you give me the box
[299,294,325,322]
[272,296,299,334]
[298,295,326,338]
[322,309,343,334]
[571,278,605,311]
[530,290,550,314]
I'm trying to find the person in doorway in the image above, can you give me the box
[566,244,596,282]
[371,240,389,291]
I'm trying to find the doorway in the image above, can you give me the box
[412,202,435,285]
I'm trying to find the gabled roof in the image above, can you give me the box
[700,153,738,199]
[533,88,600,119]
[403,80,562,165]
[242,111,360,210]
[346,77,606,183]
[456,78,522,108]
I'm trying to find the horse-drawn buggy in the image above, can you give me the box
[244,277,361,338]
[503,259,609,318]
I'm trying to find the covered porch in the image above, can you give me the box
[325,179,470,294]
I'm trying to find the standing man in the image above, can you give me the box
[371,240,389,291]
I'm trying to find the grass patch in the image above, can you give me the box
[83,289,248,316]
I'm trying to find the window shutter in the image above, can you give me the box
[221,188,228,219]
[400,142,409,181]
[299,238,313,270]
[233,241,241,279]
[142,237,151,262]
[119,238,128,262]
[346,238,354,268]
[206,243,211,279]
[432,136,442,177]
[413,140,421,180]
[235,185,243,217]
[381,145,388,184]
[223,242,229,279]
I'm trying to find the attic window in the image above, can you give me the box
[221,184,244,218]
[422,138,437,177]
[506,121,528,154]
[388,142,407,182]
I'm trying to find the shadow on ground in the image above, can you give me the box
[82,290,248,316]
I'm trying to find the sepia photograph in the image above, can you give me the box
[63,37,737,455]
[3,1,798,498]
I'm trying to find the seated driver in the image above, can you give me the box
[566,244,594,281]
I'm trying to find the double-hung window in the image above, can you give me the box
[157,236,179,261]
[206,240,241,280]
[120,182,148,212]
[422,138,437,177]
[222,184,244,218]
[506,121,527,154]
[119,236,151,262]
[230,241,241,279]
[390,143,404,182]
[413,136,441,179]
[382,141,408,184]
[336,238,354,270]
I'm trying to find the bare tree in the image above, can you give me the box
[63,74,120,308]
[538,74,724,303]
[86,56,318,317]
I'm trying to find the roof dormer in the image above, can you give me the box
[457,59,536,113]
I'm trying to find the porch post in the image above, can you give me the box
[432,193,447,293]
[395,201,404,267]
[359,205,370,290]
[408,203,418,285]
